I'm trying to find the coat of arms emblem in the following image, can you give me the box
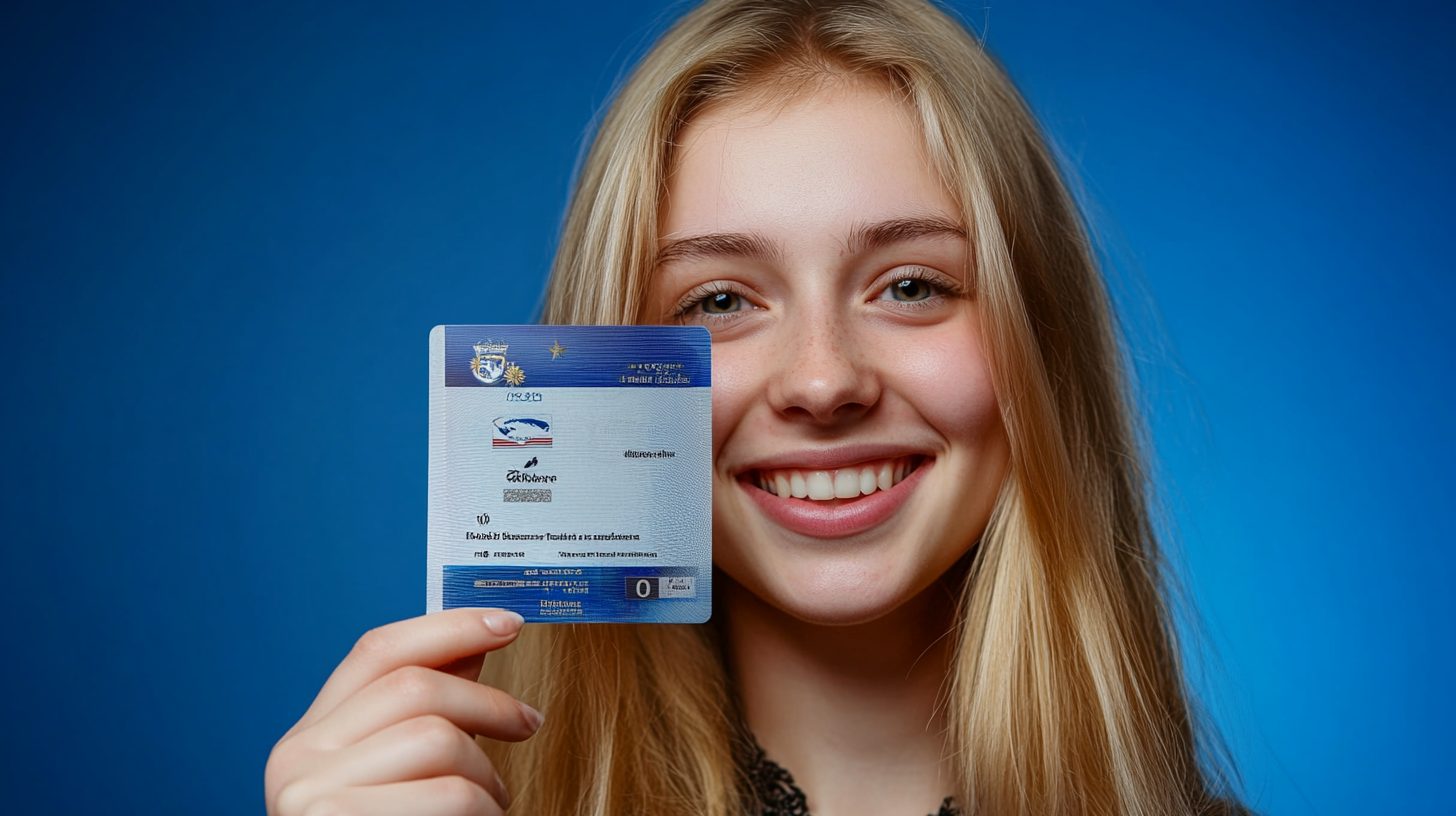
[471,342,508,384]
[471,341,526,386]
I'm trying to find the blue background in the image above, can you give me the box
[1,1,1450,813]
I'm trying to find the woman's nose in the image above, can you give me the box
[764,311,882,425]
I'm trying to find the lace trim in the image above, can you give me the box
[747,745,961,816]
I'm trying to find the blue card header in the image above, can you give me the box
[440,325,710,389]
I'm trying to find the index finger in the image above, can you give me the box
[296,608,524,731]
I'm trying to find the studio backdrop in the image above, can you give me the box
[0,2,1450,814]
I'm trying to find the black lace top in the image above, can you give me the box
[747,744,960,816]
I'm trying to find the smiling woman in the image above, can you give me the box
[496,0,1248,812]
[650,83,1009,627]
[264,1,1248,815]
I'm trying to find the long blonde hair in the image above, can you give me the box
[482,1,1243,814]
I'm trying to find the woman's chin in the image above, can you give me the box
[729,561,930,627]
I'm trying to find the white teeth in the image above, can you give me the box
[773,472,791,499]
[859,466,877,496]
[806,471,834,500]
[754,457,920,502]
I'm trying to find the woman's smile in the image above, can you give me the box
[740,453,934,539]
[647,78,1010,625]
[746,454,925,502]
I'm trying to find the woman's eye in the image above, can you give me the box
[699,291,744,314]
[672,283,759,323]
[883,277,935,302]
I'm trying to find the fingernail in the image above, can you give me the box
[482,610,524,636]
[518,701,544,733]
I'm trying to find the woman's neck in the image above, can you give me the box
[721,576,959,816]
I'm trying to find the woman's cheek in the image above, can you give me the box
[709,340,761,455]
[889,318,1001,444]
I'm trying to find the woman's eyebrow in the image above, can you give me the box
[655,232,781,267]
[655,217,964,267]
[847,216,966,254]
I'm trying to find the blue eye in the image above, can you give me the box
[700,292,743,314]
[886,277,934,302]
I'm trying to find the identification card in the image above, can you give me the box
[427,325,711,623]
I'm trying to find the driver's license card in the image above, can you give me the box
[427,325,712,623]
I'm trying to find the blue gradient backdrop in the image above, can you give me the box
[1,2,1450,813]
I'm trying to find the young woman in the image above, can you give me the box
[265,1,1246,814]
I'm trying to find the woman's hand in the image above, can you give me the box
[264,608,541,816]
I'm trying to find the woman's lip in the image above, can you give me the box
[733,444,930,474]
[740,457,932,539]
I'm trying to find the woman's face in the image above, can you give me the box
[647,80,1010,625]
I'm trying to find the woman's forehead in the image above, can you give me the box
[675,72,918,158]
[662,79,958,245]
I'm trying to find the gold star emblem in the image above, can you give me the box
[548,340,566,359]
[504,363,525,386]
